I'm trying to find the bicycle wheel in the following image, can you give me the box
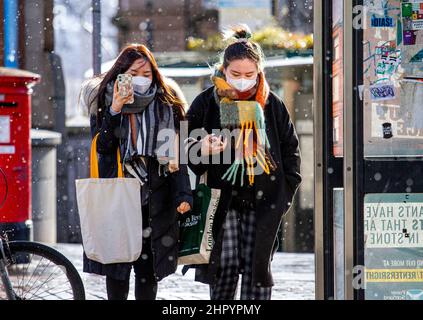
[0,241,85,300]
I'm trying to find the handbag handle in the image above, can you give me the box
[90,133,124,178]
[199,171,208,185]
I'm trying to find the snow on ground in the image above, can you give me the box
[53,243,315,300]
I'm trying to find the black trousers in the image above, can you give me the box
[106,205,158,300]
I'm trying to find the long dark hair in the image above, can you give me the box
[93,44,185,128]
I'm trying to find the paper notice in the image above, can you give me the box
[0,116,10,144]
[400,79,423,129]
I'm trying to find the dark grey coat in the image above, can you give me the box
[84,99,193,282]
[186,86,302,287]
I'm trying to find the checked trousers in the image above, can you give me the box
[210,191,272,300]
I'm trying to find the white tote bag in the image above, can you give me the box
[75,134,143,264]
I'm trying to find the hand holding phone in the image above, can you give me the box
[117,74,134,104]
[201,134,227,156]
[111,75,134,113]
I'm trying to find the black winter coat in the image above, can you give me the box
[186,86,302,287]
[83,101,193,282]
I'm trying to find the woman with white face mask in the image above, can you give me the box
[185,25,302,300]
[132,75,153,94]
[80,44,193,300]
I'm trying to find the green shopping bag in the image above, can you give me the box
[178,183,221,265]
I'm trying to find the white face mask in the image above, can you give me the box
[226,75,257,92]
[132,76,152,94]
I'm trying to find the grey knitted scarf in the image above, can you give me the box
[105,81,176,185]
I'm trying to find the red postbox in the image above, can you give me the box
[0,68,40,240]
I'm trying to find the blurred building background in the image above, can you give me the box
[113,0,218,51]
[0,0,314,253]
[274,0,314,34]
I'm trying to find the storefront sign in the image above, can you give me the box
[364,194,423,300]
[371,16,395,27]
[365,194,423,300]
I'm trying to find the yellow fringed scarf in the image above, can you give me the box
[212,70,275,186]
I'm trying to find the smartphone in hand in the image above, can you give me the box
[117,74,134,104]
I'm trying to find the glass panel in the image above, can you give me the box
[364,193,423,300]
[363,0,423,157]
[333,0,344,157]
[333,188,345,300]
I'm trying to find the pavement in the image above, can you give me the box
[53,244,315,300]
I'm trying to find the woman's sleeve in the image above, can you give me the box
[275,96,302,202]
[85,79,122,155]
[95,106,122,155]
[185,94,209,177]
[170,164,193,209]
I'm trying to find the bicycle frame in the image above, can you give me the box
[0,236,17,300]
